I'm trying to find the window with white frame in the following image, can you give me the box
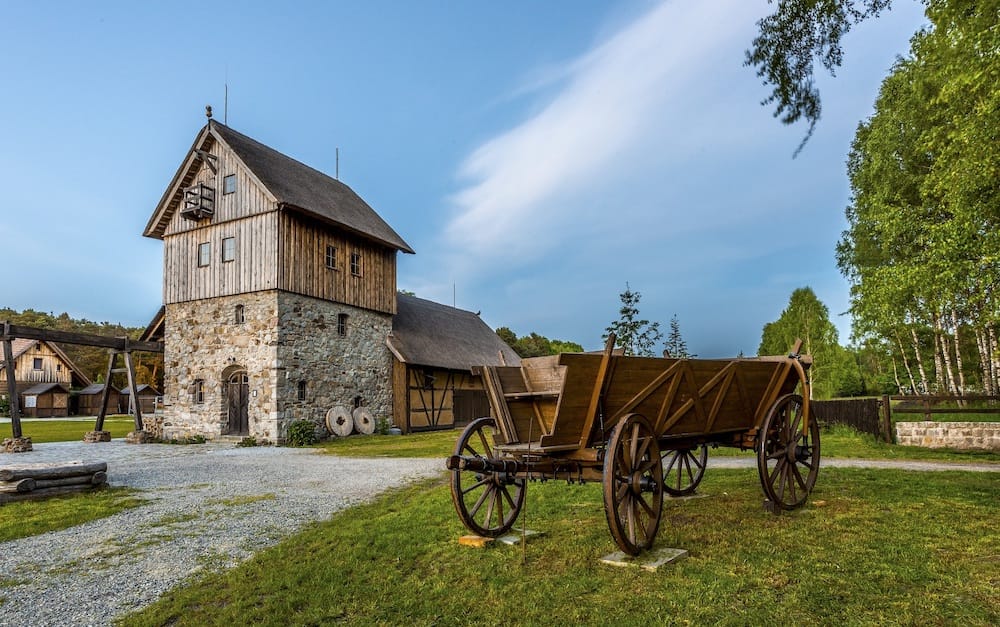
[198,242,211,267]
[222,237,236,262]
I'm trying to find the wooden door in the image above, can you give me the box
[226,371,249,435]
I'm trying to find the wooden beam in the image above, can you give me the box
[2,336,22,439]
[578,335,617,449]
[0,322,163,353]
[94,351,117,433]
[124,351,143,431]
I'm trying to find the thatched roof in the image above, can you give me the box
[145,122,413,254]
[387,294,520,371]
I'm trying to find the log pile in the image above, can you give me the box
[0,460,108,504]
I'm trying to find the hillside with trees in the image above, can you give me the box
[0,308,162,390]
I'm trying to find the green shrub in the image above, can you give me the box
[286,420,318,447]
[236,436,259,448]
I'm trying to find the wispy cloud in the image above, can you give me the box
[444,1,762,264]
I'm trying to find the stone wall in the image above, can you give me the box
[160,290,393,443]
[161,292,280,441]
[895,421,1000,451]
[275,292,393,440]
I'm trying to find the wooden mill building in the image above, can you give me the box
[0,339,90,417]
[144,118,514,441]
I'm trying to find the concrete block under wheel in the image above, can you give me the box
[600,547,688,571]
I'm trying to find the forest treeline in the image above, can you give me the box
[0,308,163,390]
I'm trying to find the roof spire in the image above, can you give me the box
[205,105,213,120]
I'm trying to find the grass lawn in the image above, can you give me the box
[120,468,999,626]
[0,487,144,543]
[0,417,136,443]
[317,424,1000,464]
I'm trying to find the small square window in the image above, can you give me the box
[223,174,236,195]
[198,242,211,267]
[32,358,43,370]
[56,364,62,372]
[325,245,338,270]
[350,252,361,276]
[222,237,236,262]
[337,313,348,337]
[297,380,307,401]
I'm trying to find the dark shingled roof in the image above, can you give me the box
[21,382,69,395]
[212,123,414,253]
[78,383,120,396]
[120,384,159,396]
[388,294,520,371]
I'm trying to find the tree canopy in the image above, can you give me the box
[495,327,584,358]
[836,0,1000,395]
[746,0,895,152]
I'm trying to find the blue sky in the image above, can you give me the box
[0,0,927,356]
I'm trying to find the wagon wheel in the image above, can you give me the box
[603,414,664,556]
[449,417,525,537]
[661,444,708,496]
[756,394,820,510]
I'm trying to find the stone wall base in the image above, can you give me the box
[2,437,33,453]
[83,431,112,443]
[895,421,1000,451]
[125,430,154,444]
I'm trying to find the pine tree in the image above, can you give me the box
[664,314,689,358]
[603,283,662,356]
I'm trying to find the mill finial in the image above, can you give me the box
[205,105,213,119]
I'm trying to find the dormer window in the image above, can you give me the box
[181,183,216,220]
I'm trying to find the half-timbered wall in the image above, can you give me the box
[396,365,488,432]
[277,212,397,315]
[163,212,280,304]
[0,343,73,394]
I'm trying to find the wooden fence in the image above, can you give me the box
[812,394,1000,444]
[811,398,886,442]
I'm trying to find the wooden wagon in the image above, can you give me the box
[445,335,820,555]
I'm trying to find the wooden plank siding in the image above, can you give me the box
[162,137,276,237]
[277,212,397,315]
[0,343,73,394]
[163,212,279,303]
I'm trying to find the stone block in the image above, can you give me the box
[1,437,33,453]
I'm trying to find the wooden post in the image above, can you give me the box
[2,336,23,439]
[124,349,143,431]
[94,350,117,432]
[881,394,893,444]
[922,396,931,422]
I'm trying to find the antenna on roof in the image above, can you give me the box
[224,82,228,125]
[336,147,340,180]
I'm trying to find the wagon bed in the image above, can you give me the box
[446,335,821,555]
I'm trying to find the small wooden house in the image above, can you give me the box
[20,382,71,418]
[76,383,122,416]
[0,339,90,396]
[120,384,160,415]
[387,294,520,432]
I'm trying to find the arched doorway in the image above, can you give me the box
[225,369,249,436]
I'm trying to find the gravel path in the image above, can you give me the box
[0,442,996,626]
[0,441,442,626]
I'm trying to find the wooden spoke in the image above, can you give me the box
[450,417,525,537]
[756,394,821,510]
[603,414,663,556]
[661,444,708,497]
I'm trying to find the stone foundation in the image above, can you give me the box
[160,290,393,444]
[83,431,112,443]
[895,421,1000,451]
[142,415,165,440]
[125,430,154,444]
[2,437,33,453]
